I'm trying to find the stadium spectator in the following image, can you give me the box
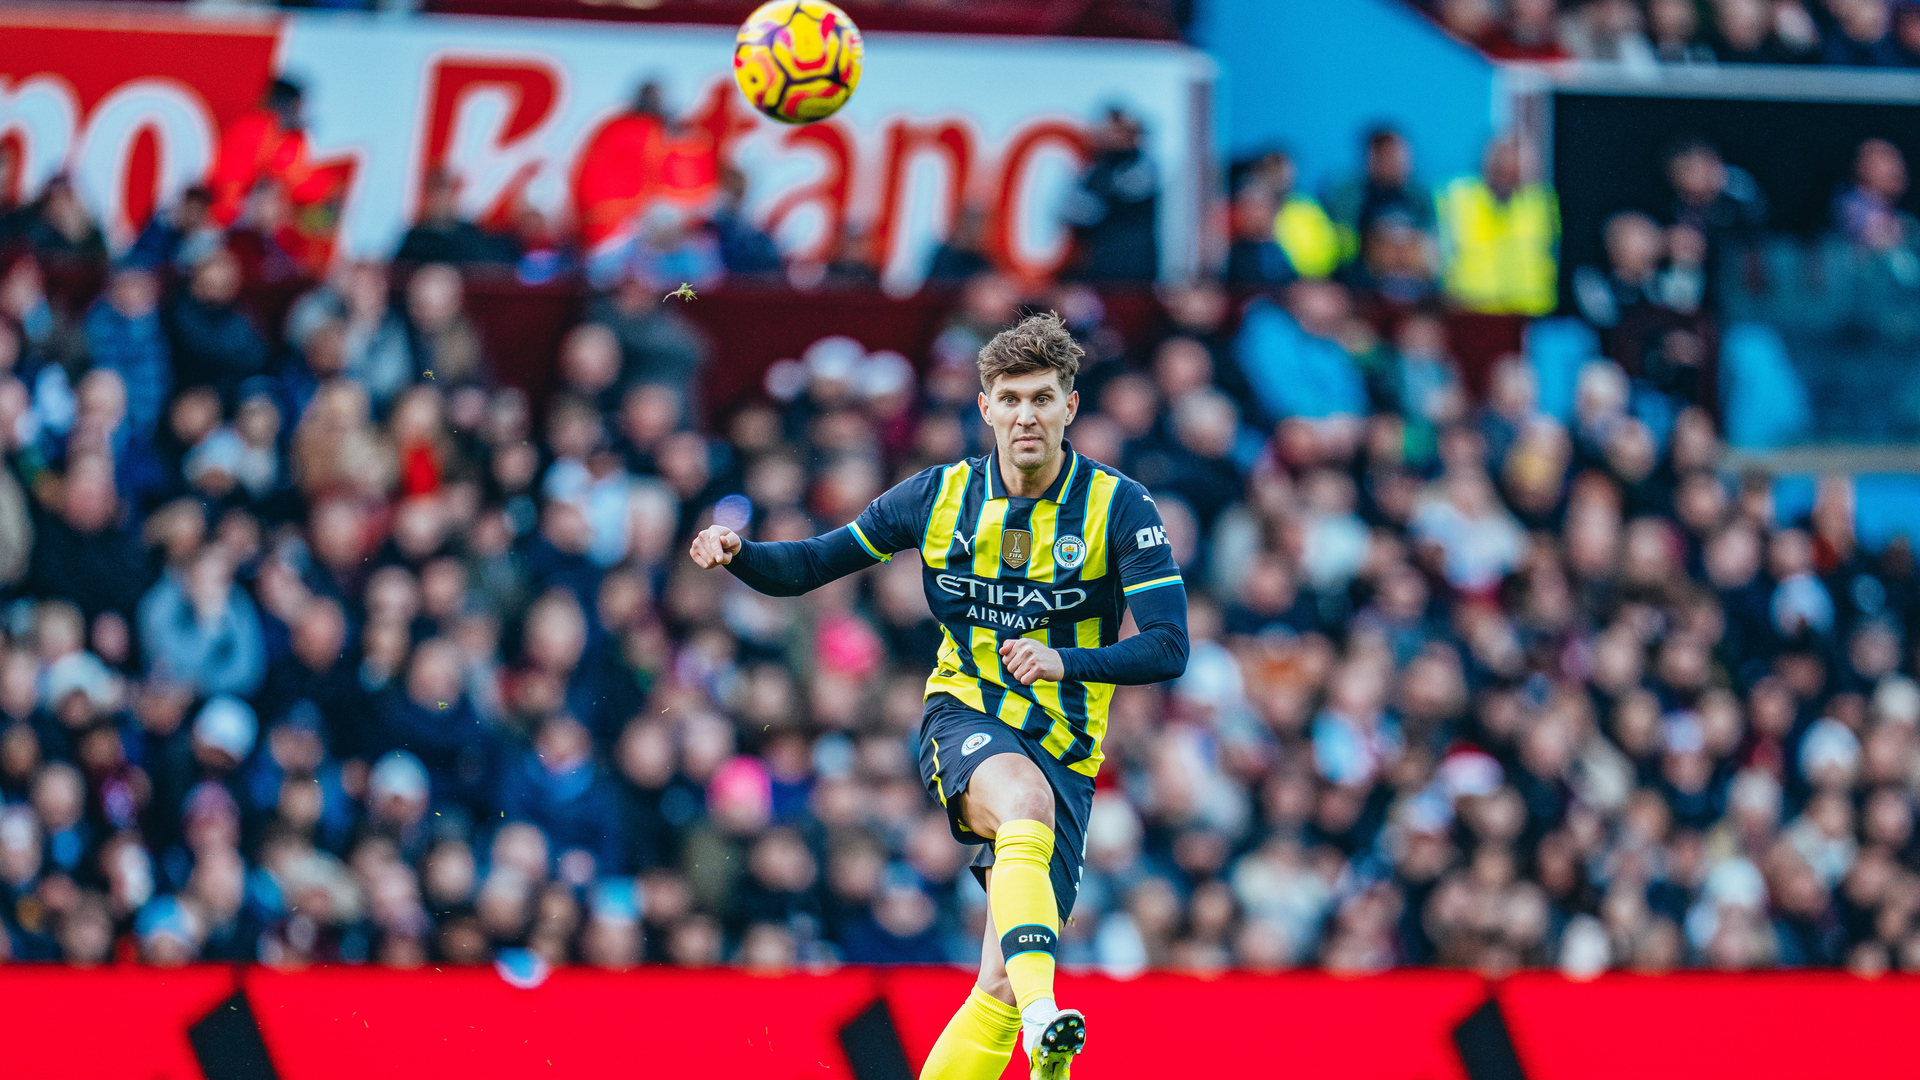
[24,454,144,624]
[83,264,171,441]
[369,638,494,816]
[257,595,364,756]
[1270,154,1342,281]
[1436,0,1502,50]
[1821,0,1905,65]
[1649,0,1716,61]
[128,186,220,273]
[1573,212,1675,340]
[1481,0,1572,59]
[508,199,578,286]
[1557,0,1656,63]
[498,713,621,882]
[587,275,709,399]
[227,179,322,284]
[1369,310,1465,466]
[395,169,514,267]
[167,249,272,411]
[708,167,783,278]
[275,316,346,429]
[287,261,415,411]
[574,82,725,290]
[1708,0,1818,62]
[1325,127,1437,272]
[1063,107,1161,281]
[1232,150,1341,281]
[0,145,27,245]
[1664,138,1769,277]
[1897,0,1920,62]
[138,546,266,698]
[208,78,343,229]
[1834,137,1916,250]
[0,426,28,592]
[72,367,170,514]
[1437,136,1560,315]
[0,252,53,362]
[1233,282,1369,426]
[820,223,882,289]
[1225,172,1299,288]
[403,264,484,388]
[924,208,994,283]
[1341,211,1442,307]
[19,176,106,263]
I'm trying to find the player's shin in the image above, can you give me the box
[987,820,1061,1039]
[919,986,1021,1080]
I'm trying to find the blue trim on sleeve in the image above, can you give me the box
[846,522,890,562]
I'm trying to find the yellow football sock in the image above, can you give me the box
[918,985,1021,1080]
[989,819,1059,1017]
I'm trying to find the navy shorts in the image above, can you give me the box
[917,693,1094,921]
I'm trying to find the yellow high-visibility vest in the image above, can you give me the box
[1437,177,1560,315]
[1274,194,1342,280]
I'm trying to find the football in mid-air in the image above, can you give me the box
[733,0,864,125]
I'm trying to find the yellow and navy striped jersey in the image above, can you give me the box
[846,443,1184,777]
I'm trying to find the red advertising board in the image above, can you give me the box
[245,965,883,1080]
[1497,971,1920,1080]
[0,965,238,1080]
[884,967,1487,1080]
[0,9,280,239]
[2,966,1918,1078]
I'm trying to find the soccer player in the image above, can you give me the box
[689,312,1188,1080]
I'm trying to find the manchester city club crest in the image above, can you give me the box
[1053,534,1087,570]
[1002,529,1032,569]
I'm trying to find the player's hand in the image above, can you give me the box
[689,524,742,568]
[999,638,1064,685]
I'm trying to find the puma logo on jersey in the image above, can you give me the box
[954,531,975,554]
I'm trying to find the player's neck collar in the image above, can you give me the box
[986,442,1077,503]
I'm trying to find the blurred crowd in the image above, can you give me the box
[1236,106,1920,446]
[1227,127,1562,321]
[0,196,1916,982]
[1418,0,1920,68]
[1,30,1920,981]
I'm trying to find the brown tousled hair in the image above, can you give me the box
[976,311,1083,393]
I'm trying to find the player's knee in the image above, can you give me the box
[968,754,1056,834]
[1004,782,1054,829]
[977,970,1014,1005]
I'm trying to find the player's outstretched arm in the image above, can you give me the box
[695,466,935,596]
[688,521,881,597]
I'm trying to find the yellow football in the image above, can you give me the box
[733,0,864,125]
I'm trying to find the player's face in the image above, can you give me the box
[979,369,1077,473]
